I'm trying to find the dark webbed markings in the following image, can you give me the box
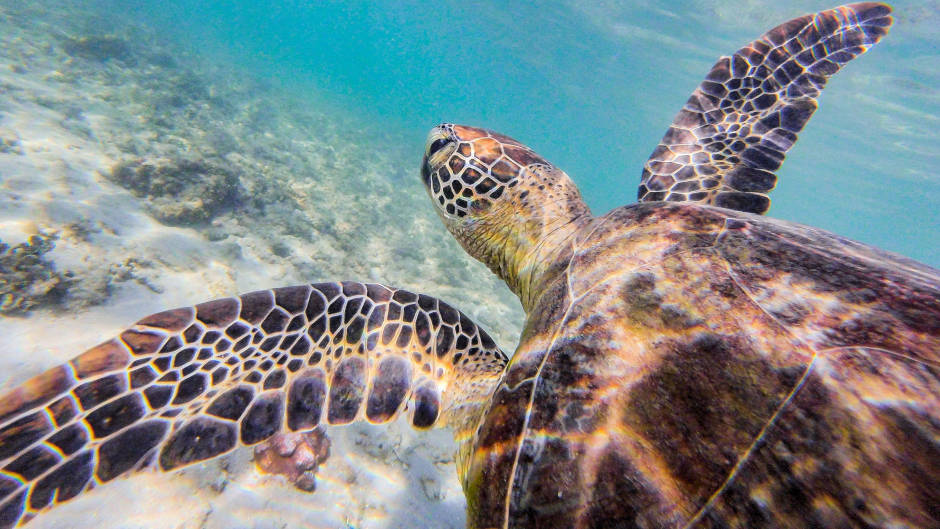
[263,369,286,390]
[287,370,327,431]
[326,357,366,424]
[172,348,195,367]
[159,418,236,471]
[182,324,202,344]
[4,447,58,482]
[0,5,929,527]
[241,392,283,445]
[46,424,87,456]
[143,385,172,409]
[84,393,146,438]
[119,330,164,357]
[411,383,441,429]
[46,396,78,427]
[0,414,50,461]
[206,386,254,421]
[96,421,168,481]
[0,281,506,527]
[0,493,26,529]
[129,366,158,388]
[366,357,412,423]
[195,298,238,328]
[639,3,892,213]
[422,125,535,217]
[72,374,126,410]
[29,451,93,510]
[172,373,207,404]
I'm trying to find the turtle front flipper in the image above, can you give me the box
[638,3,892,214]
[0,282,507,528]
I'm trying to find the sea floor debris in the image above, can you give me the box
[0,233,73,315]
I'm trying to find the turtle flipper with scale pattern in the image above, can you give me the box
[638,2,892,213]
[4,3,940,529]
[0,282,506,528]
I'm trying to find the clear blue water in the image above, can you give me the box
[111,0,940,267]
[0,4,937,527]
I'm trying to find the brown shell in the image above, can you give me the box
[465,202,939,529]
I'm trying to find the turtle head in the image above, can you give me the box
[421,124,591,310]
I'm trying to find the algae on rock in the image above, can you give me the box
[109,158,245,226]
[62,35,134,64]
[0,233,74,315]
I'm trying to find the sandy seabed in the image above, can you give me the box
[0,3,523,528]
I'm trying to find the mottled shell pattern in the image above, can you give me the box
[1,3,937,529]
[418,3,938,528]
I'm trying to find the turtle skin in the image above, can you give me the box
[2,3,937,529]
[464,202,939,528]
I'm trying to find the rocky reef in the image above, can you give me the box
[0,233,73,315]
[62,34,134,64]
[109,158,244,225]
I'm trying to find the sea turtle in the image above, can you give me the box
[1,2,937,528]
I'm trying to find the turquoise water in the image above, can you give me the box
[0,3,937,527]
[117,0,940,266]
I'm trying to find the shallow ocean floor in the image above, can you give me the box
[0,2,521,528]
[3,1,937,528]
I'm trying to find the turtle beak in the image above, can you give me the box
[420,155,433,187]
[421,125,456,188]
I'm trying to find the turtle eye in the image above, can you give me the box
[428,138,450,157]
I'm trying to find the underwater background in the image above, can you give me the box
[129,0,940,265]
[0,1,936,528]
